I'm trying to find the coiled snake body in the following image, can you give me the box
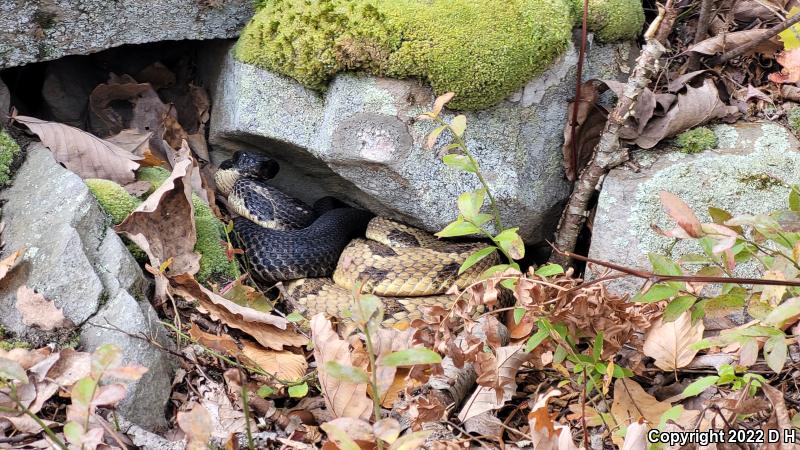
[216,152,499,324]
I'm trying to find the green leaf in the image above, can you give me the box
[450,115,467,137]
[288,382,309,398]
[436,218,481,238]
[592,332,604,362]
[658,406,684,430]
[425,125,446,150]
[91,344,121,377]
[357,294,382,323]
[632,284,678,303]
[500,278,517,289]
[663,296,696,322]
[286,312,305,323]
[321,423,362,450]
[256,385,274,398]
[791,185,800,211]
[459,246,497,274]
[708,207,733,225]
[525,328,549,353]
[442,154,477,173]
[779,7,800,50]
[0,357,27,382]
[457,189,486,221]
[764,335,788,373]
[382,348,442,367]
[648,253,684,289]
[71,377,97,408]
[493,228,525,260]
[765,297,800,328]
[63,421,84,444]
[513,307,526,325]
[681,376,719,398]
[324,361,370,384]
[534,263,565,277]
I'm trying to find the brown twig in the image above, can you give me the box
[568,0,590,180]
[553,245,800,287]
[686,0,714,70]
[551,0,677,266]
[711,12,800,65]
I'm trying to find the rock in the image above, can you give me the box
[41,57,106,127]
[0,0,252,69]
[588,122,800,294]
[206,38,636,243]
[0,77,9,119]
[0,143,175,431]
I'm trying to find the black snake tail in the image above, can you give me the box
[234,208,374,284]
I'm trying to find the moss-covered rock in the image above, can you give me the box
[87,176,239,284]
[137,166,171,194]
[572,0,644,41]
[0,129,21,186]
[236,0,642,110]
[676,127,718,154]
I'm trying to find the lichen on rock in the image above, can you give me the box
[236,0,642,109]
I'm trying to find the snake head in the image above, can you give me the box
[231,151,280,180]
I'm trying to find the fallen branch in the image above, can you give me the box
[553,246,800,287]
[710,12,800,65]
[551,0,677,266]
[686,0,714,70]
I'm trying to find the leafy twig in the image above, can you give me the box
[711,12,800,65]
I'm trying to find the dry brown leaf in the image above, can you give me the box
[177,403,213,450]
[240,340,308,382]
[761,383,800,450]
[105,129,152,157]
[611,378,672,427]
[0,248,24,282]
[310,314,372,421]
[188,324,240,357]
[643,312,704,371]
[172,274,307,351]
[527,389,580,450]
[123,180,153,197]
[622,419,649,450]
[88,80,153,136]
[659,191,703,238]
[635,79,738,148]
[15,286,73,331]
[14,115,141,184]
[769,49,800,84]
[458,344,530,422]
[116,157,200,280]
[321,417,375,448]
[371,327,416,405]
[686,29,772,55]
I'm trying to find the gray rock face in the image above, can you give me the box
[0,0,252,69]
[0,144,175,431]
[588,122,800,294]
[206,38,636,243]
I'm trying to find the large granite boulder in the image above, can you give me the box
[0,0,252,69]
[0,144,175,431]
[206,38,636,243]
[588,122,800,294]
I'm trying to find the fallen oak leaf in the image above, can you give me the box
[643,312,704,371]
[177,403,213,450]
[311,314,372,420]
[116,156,200,285]
[240,340,308,383]
[188,324,240,357]
[15,285,73,331]
[458,344,531,422]
[172,274,307,351]
[769,49,800,84]
[528,389,580,450]
[13,115,141,184]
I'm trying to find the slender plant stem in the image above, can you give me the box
[6,385,68,450]
[240,371,255,450]
[357,300,384,450]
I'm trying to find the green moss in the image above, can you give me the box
[571,0,644,41]
[237,0,642,109]
[85,179,141,224]
[0,129,21,186]
[788,107,800,134]
[193,196,241,284]
[136,166,171,196]
[87,176,240,285]
[676,127,718,154]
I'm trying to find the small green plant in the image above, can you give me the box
[681,363,765,399]
[321,284,439,449]
[421,93,525,277]
[636,188,800,373]
[675,127,717,154]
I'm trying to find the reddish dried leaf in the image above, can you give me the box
[769,49,800,84]
[177,403,213,450]
[659,191,704,238]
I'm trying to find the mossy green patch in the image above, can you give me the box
[788,107,800,134]
[572,0,644,41]
[237,0,642,110]
[0,129,21,186]
[87,175,240,284]
[676,127,718,154]
[137,166,171,195]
